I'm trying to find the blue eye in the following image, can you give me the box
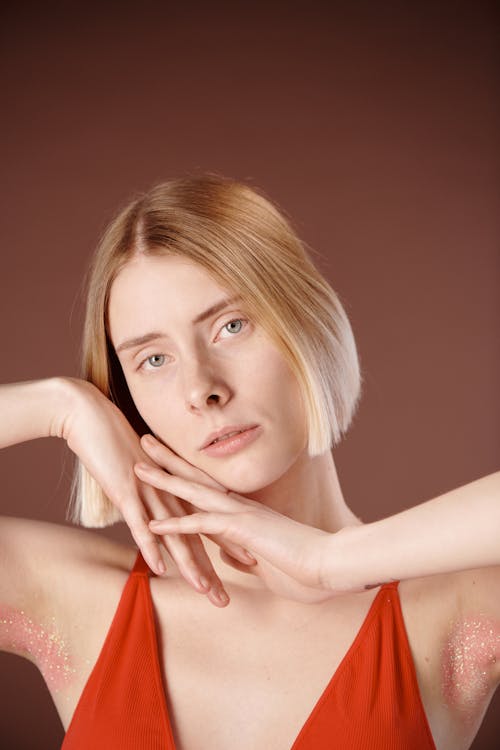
[138,318,248,372]
[221,318,245,336]
[144,354,165,369]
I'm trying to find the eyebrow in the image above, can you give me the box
[115,295,241,354]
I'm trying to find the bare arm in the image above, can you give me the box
[0,376,241,607]
[327,471,500,687]
[0,378,89,658]
[0,377,67,449]
[329,471,500,588]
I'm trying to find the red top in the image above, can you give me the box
[62,551,436,749]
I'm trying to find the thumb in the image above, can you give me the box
[219,548,259,575]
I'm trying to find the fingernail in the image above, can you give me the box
[199,576,210,590]
[136,462,151,472]
[142,434,155,445]
[158,560,166,575]
[216,589,229,604]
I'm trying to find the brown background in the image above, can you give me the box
[1,2,499,748]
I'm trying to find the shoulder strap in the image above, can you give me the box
[130,549,153,576]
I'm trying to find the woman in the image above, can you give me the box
[1,174,499,750]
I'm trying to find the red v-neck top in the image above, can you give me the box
[61,551,437,749]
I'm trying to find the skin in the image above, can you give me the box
[0,604,75,691]
[2,253,499,748]
[107,253,362,591]
[105,254,500,744]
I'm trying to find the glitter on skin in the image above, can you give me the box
[0,605,76,692]
[441,614,500,723]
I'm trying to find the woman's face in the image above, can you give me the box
[107,254,308,493]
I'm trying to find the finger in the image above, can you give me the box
[150,511,238,539]
[140,479,186,520]
[177,533,231,607]
[213,538,258,565]
[134,464,243,514]
[149,512,260,562]
[119,500,166,576]
[152,489,257,565]
[140,484,217,587]
[140,434,227,491]
[139,483,231,607]
[139,471,257,565]
[149,507,330,589]
[139,467,257,565]
[219,547,259,574]
[158,529,230,607]
[149,511,260,578]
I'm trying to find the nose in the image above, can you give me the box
[181,355,231,412]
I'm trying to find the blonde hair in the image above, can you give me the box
[69,174,363,527]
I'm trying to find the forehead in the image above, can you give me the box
[110,254,223,298]
[107,255,232,342]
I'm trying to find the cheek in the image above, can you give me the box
[125,344,307,450]
[123,379,171,439]
[126,379,189,451]
[258,354,307,437]
[135,394,178,443]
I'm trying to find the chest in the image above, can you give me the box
[152,581,428,750]
[57,571,494,750]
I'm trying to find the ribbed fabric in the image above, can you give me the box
[62,552,174,749]
[62,552,437,749]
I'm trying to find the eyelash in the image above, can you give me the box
[137,317,249,372]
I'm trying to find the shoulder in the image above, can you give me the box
[0,514,135,577]
[0,516,136,656]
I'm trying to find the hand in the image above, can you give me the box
[133,461,342,604]
[59,378,254,607]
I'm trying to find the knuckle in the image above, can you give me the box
[132,526,155,546]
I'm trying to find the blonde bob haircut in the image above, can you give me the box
[69,174,363,527]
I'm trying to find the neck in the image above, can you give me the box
[203,450,364,590]
[248,449,362,533]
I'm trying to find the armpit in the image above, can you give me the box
[0,604,76,692]
[441,613,500,723]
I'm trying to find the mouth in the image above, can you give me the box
[208,428,248,445]
[201,423,259,450]
[201,425,262,457]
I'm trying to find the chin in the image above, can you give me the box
[177,435,304,492]
[205,454,297,495]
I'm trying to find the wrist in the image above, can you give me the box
[46,376,79,440]
[324,522,391,594]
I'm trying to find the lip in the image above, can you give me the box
[200,423,259,450]
[201,425,262,457]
